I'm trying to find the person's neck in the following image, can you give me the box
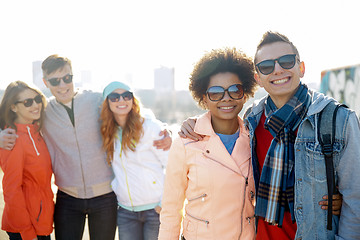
[268,87,300,109]
[114,115,127,128]
[212,118,239,135]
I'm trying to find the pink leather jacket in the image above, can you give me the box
[159,112,255,240]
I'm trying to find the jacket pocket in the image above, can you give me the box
[36,200,43,222]
[304,142,342,181]
[186,211,209,227]
[188,193,207,202]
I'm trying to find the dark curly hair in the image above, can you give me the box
[189,47,258,109]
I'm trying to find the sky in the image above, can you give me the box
[0,0,359,91]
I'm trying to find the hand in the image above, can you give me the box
[153,129,172,151]
[0,128,17,150]
[319,193,342,216]
[154,205,162,214]
[178,117,204,141]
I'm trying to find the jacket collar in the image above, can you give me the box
[192,111,251,175]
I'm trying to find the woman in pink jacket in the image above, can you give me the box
[159,48,258,240]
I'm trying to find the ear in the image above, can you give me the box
[43,78,49,88]
[11,104,18,113]
[202,95,208,109]
[299,61,305,78]
[254,72,263,87]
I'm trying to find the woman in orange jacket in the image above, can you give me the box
[0,81,54,240]
[158,48,258,240]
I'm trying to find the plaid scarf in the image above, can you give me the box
[255,83,311,226]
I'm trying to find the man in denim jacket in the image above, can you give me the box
[243,31,360,240]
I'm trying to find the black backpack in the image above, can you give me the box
[317,101,347,230]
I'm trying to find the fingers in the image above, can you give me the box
[319,194,343,215]
[179,123,203,141]
[158,129,170,137]
[153,135,172,151]
[0,128,17,150]
[154,205,162,214]
[332,210,341,215]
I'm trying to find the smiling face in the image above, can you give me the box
[255,41,305,108]
[43,63,75,104]
[108,88,133,126]
[203,72,246,134]
[12,89,43,124]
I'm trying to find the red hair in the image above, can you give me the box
[100,96,144,165]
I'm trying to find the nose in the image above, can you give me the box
[222,90,232,101]
[273,60,284,74]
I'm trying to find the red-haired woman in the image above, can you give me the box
[100,81,169,240]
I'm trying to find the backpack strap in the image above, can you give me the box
[317,102,347,230]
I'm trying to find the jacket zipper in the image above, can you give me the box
[186,211,209,227]
[74,127,87,196]
[36,200,42,222]
[203,151,251,239]
[119,145,135,208]
[188,193,207,202]
[27,126,40,156]
[238,160,251,239]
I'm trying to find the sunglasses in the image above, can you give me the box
[107,91,133,102]
[16,95,42,107]
[256,54,298,75]
[206,84,244,102]
[47,74,73,86]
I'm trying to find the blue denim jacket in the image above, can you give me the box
[244,90,360,240]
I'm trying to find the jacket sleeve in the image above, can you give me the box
[336,111,360,240]
[158,137,188,240]
[1,141,38,240]
[148,118,169,169]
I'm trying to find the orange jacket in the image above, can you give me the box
[0,124,54,240]
[159,112,255,240]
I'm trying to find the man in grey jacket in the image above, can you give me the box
[0,54,171,240]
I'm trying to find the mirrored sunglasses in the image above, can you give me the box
[256,54,297,75]
[47,74,73,86]
[206,84,244,102]
[16,95,43,107]
[107,91,133,102]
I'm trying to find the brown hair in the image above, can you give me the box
[189,47,257,109]
[254,31,300,65]
[100,94,144,165]
[42,54,72,79]
[0,81,47,131]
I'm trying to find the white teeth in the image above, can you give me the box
[273,78,288,84]
[220,106,234,110]
[117,105,127,109]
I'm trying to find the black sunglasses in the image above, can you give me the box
[47,74,73,86]
[256,54,298,75]
[206,84,244,102]
[107,91,133,102]
[16,95,42,107]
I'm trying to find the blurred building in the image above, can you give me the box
[32,61,45,90]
